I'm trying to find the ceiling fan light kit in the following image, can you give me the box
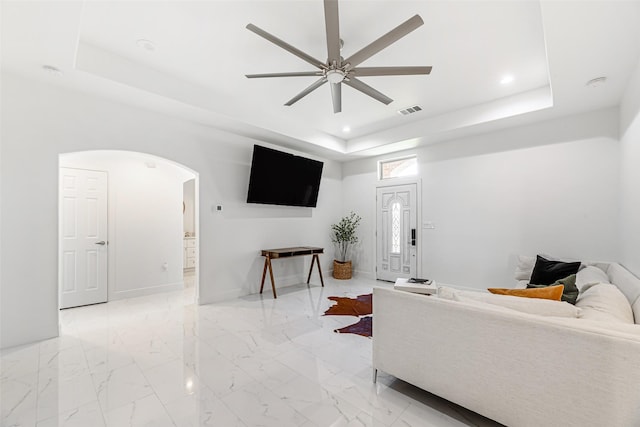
[326,69,346,84]
[245,0,432,113]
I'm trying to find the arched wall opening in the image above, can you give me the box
[58,150,199,310]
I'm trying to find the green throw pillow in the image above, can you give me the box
[527,274,578,304]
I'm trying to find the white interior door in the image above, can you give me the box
[59,168,108,309]
[376,184,418,281]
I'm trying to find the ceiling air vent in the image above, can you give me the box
[397,105,422,116]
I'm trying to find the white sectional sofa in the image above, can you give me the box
[373,262,640,427]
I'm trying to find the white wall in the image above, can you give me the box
[60,151,193,300]
[343,108,621,290]
[620,58,640,277]
[183,179,196,235]
[0,73,343,349]
[2,70,634,350]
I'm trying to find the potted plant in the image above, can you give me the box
[331,212,362,279]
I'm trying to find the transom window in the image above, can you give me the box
[379,156,417,180]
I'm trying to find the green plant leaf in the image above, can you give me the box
[330,211,361,262]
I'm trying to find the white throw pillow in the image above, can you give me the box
[515,280,529,289]
[576,265,610,291]
[437,286,581,318]
[514,255,536,280]
[576,283,635,324]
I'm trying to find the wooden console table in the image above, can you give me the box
[260,246,324,298]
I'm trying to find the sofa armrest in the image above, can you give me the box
[373,287,640,427]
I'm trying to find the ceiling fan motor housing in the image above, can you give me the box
[326,69,346,84]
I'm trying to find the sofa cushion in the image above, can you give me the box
[606,263,640,312]
[530,255,581,286]
[488,285,564,301]
[576,283,635,324]
[436,292,524,316]
[438,286,581,318]
[527,274,578,304]
[576,265,610,291]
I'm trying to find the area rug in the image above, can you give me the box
[324,294,372,316]
[323,293,373,338]
[334,316,372,338]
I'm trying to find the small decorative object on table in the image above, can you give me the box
[394,277,437,295]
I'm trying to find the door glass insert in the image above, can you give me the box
[391,201,401,253]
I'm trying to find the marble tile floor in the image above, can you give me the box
[1,275,503,427]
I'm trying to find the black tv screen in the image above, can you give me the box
[247,145,324,207]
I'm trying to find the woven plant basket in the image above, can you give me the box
[333,260,352,280]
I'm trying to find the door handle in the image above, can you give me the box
[95,241,106,245]
[411,229,416,246]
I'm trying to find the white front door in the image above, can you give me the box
[376,184,418,281]
[59,168,108,309]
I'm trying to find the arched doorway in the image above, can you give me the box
[58,150,199,309]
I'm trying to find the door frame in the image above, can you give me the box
[375,178,422,281]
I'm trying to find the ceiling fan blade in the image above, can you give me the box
[324,0,341,65]
[330,82,342,113]
[352,66,432,77]
[344,77,393,105]
[246,23,326,70]
[343,15,424,69]
[285,77,327,106]
[246,71,323,78]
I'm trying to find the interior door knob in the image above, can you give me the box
[95,241,106,245]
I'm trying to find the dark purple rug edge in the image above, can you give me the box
[334,316,372,338]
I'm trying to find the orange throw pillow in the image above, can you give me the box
[488,284,564,301]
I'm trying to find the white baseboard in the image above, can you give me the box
[351,269,376,280]
[202,288,245,304]
[199,274,317,304]
[109,281,184,301]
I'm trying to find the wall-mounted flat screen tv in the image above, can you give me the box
[247,145,324,208]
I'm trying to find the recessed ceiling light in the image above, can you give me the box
[500,75,514,85]
[342,126,351,133]
[137,39,156,52]
[586,76,607,88]
[42,65,62,76]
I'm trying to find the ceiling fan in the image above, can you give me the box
[245,0,432,113]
